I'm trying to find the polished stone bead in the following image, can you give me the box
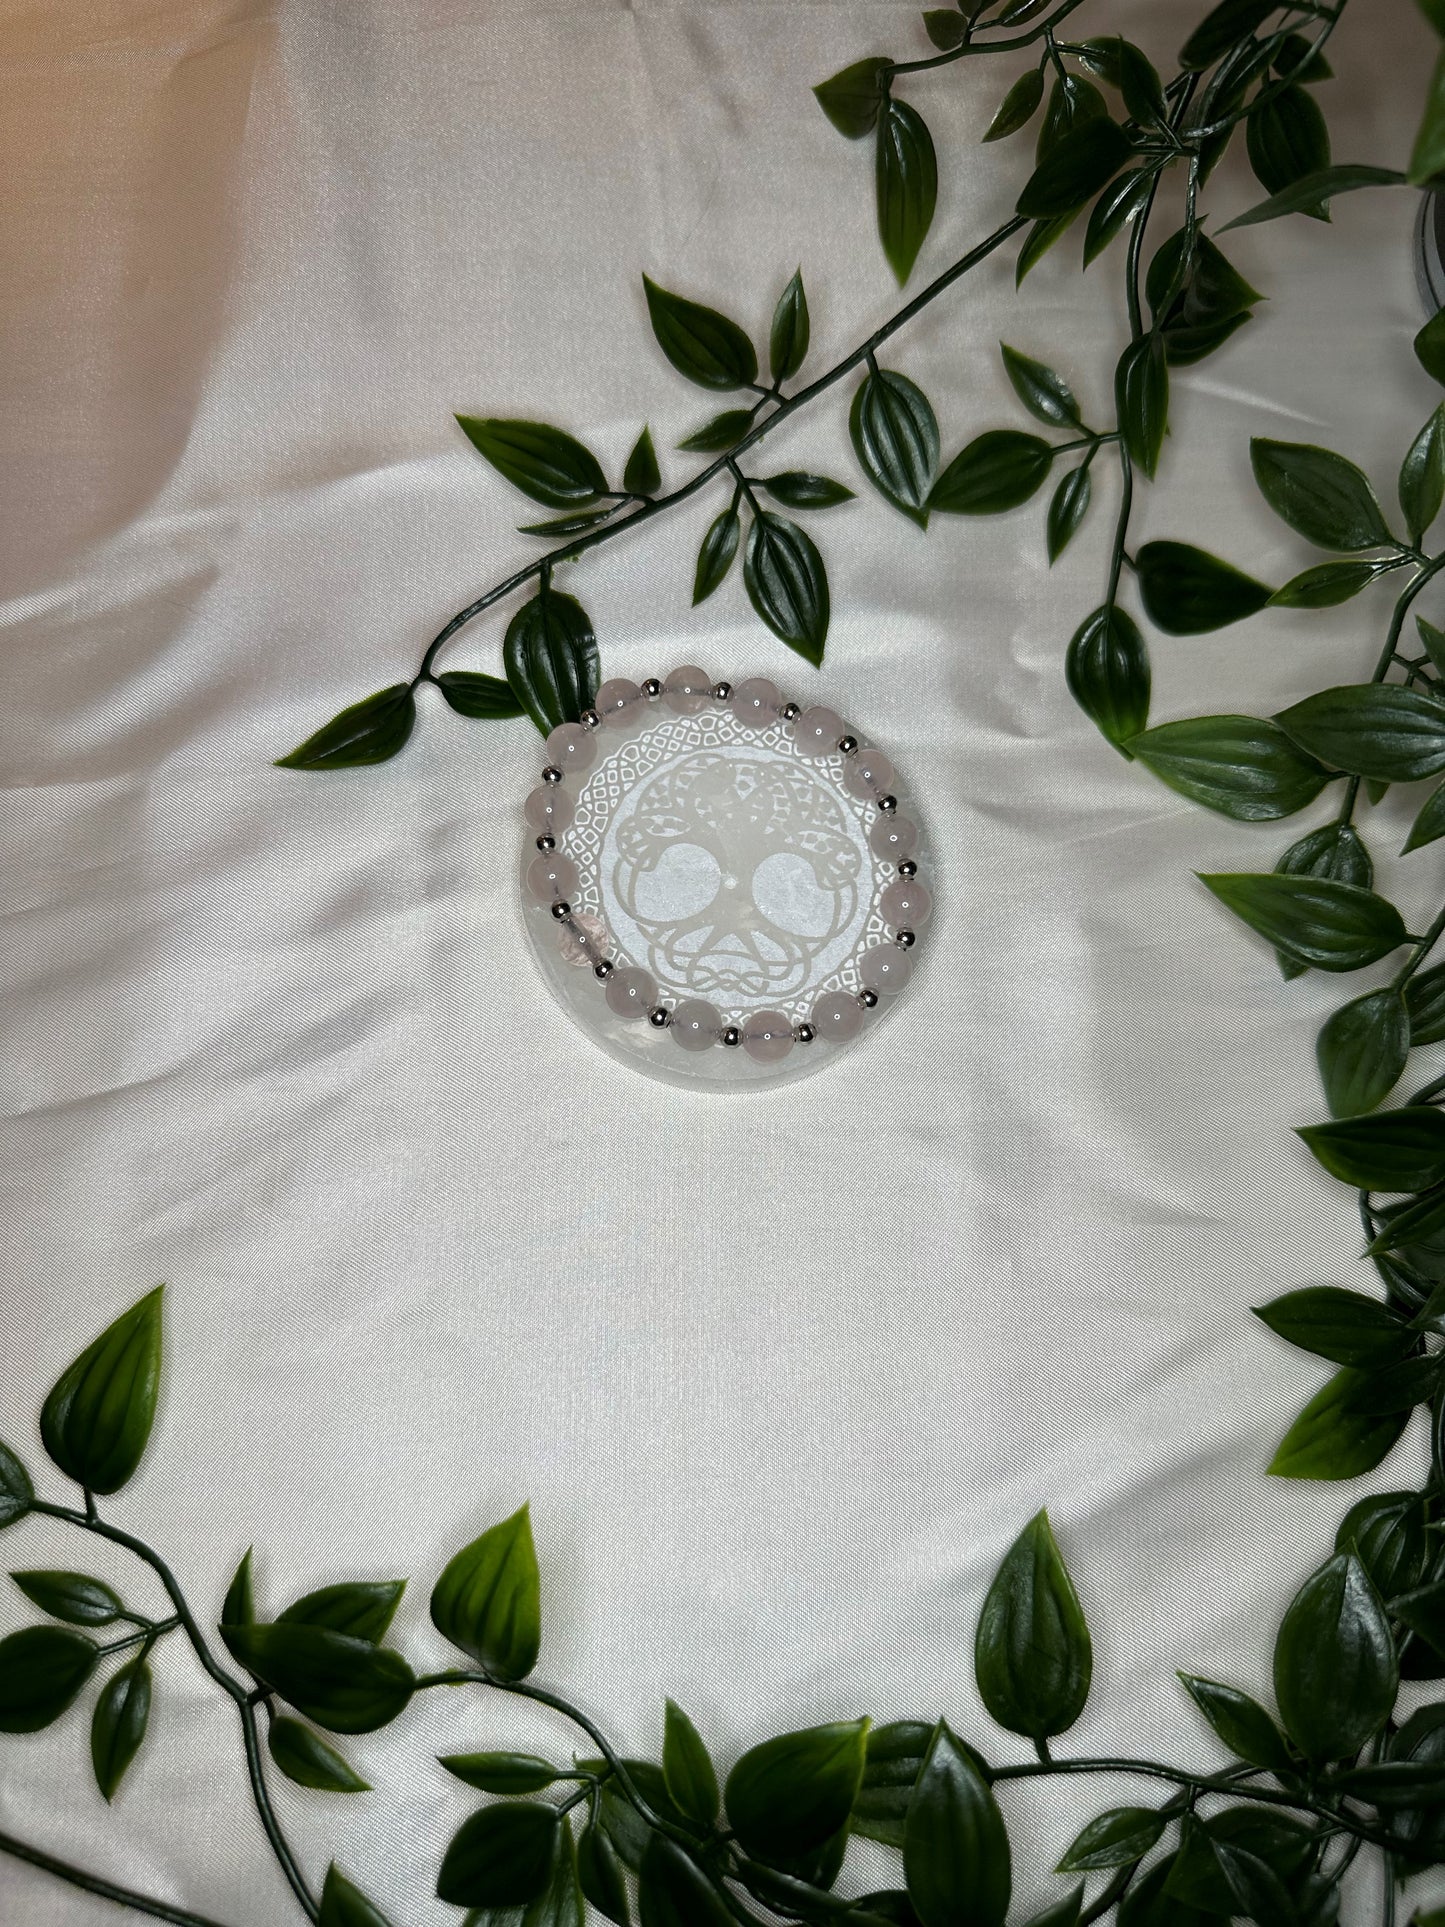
[526,852,580,904]
[524,785,575,837]
[881,878,932,929]
[742,1009,794,1062]
[558,911,610,967]
[731,677,783,728]
[595,677,645,728]
[870,814,919,863]
[671,999,722,1052]
[844,747,894,801]
[797,706,844,755]
[545,722,597,776]
[663,664,712,714]
[812,991,864,1042]
[605,966,657,1020]
[860,945,913,996]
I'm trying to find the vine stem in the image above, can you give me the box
[0,1831,234,1927]
[33,1501,320,1925]
[413,213,1028,684]
[887,0,1088,75]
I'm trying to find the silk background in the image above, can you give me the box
[1,0,1439,1919]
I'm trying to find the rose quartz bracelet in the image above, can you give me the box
[522,666,930,1062]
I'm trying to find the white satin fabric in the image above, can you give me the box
[1,1,1439,1920]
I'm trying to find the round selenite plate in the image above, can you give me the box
[518,675,930,1090]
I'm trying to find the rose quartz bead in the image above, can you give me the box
[797,706,845,755]
[526,852,580,905]
[870,814,919,863]
[741,1010,794,1062]
[860,946,913,996]
[663,664,712,715]
[605,967,656,1020]
[595,677,644,728]
[731,678,782,729]
[524,785,574,835]
[671,999,722,1052]
[881,878,932,929]
[558,912,610,967]
[545,721,596,776]
[845,747,894,801]
[812,991,864,1042]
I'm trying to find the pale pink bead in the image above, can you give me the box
[742,1010,794,1062]
[845,747,894,801]
[731,678,782,729]
[595,678,644,728]
[797,705,844,755]
[663,665,712,715]
[558,912,610,967]
[545,721,596,776]
[526,852,579,905]
[860,946,913,996]
[671,999,722,1052]
[870,814,919,863]
[605,967,656,1020]
[524,785,574,834]
[812,992,864,1042]
[881,878,932,929]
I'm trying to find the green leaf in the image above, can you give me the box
[1251,438,1393,551]
[1083,169,1153,268]
[1057,1808,1165,1873]
[852,1720,937,1849]
[984,70,1045,142]
[1300,1105,1445,1191]
[923,10,968,52]
[12,1570,123,1628]
[725,1720,868,1865]
[1402,406,1445,542]
[903,1722,1010,1927]
[1179,0,1275,70]
[1410,962,1445,1045]
[623,427,660,498]
[89,1657,150,1802]
[0,1445,32,1534]
[849,371,939,530]
[676,410,754,454]
[1248,86,1331,216]
[1135,542,1272,634]
[1017,213,1083,288]
[1116,40,1166,124]
[431,1505,541,1681]
[975,1510,1091,1742]
[1368,1184,1445,1258]
[516,510,616,538]
[930,431,1052,515]
[1115,334,1168,480]
[756,473,855,511]
[1393,1582,1445,1658]
[1253,1287,1413,1367]
[223,1550,255,1628]
[1279,684,1445,783]
[1269,1368,1412,1479]
[437,672,526,722]
[1163,1811,1315,1915]
[269,1715,371,1792]
[590,1760,693,1874]
[1065,605,1149,754]
[280,1581,405,1644]
[1273,822,1372,980]
[769,271,809,384]
[877,100,938,285]
[578,1821,630,1927]
[0,1625,97,1732]
[1046,468,1092,564]
[1270,560,1398,608]
[1337,1490,1432,1596]
[814,58,892,140]
[1423,616,1445,677]
[637,1834,733,1927]
[642,278,757,391]
[275,685,416,770]
[1145,230,1262,330]
[320,1865,396,1927]
[40,1286,163,1496]
[1419,309,1445,389]
[1199,873,1407,972]
[743,513,830,666]
[1161,313,1252,367]
[1274,1553,1397,1760]
[1177,1675,1294,1773]
[1021,1891,1083,1927]
[438,1803,560,1911]
[440,1752,560,1796]
[1036,74,1108,162]
[1334,1756,1445,1805]
[1221,163,1406,230]
[1118,1854,1213,1927]
[503,593,599,738]
[1130,717,1330,821]
[1316,989,1411,1117]
[455,419,607,510]
[1411,45,1445,185]
[1000,345,1080,428]
[1017,118,1133,220]
[692,508,740,606]
[663,1700,719,1826]
[218,1623,414,1734]
[1274,32,1333,83]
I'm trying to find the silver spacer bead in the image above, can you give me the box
[647,1005,671,1029]
[535,833,556,853]
[895,929,916,949]
[837,734,859,756]
[721,1025,742,1048]
[781,701,801,723]
[877,793,898,813]
[793,1021,815,1044]
[593,959,615,981]
[579,708,602,730]
[857,988,879,1010]
[712,680,733,701]
[551,901,573,921]
[898,858,918,878]
[642,677,662,700]
[541,765,564,785]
